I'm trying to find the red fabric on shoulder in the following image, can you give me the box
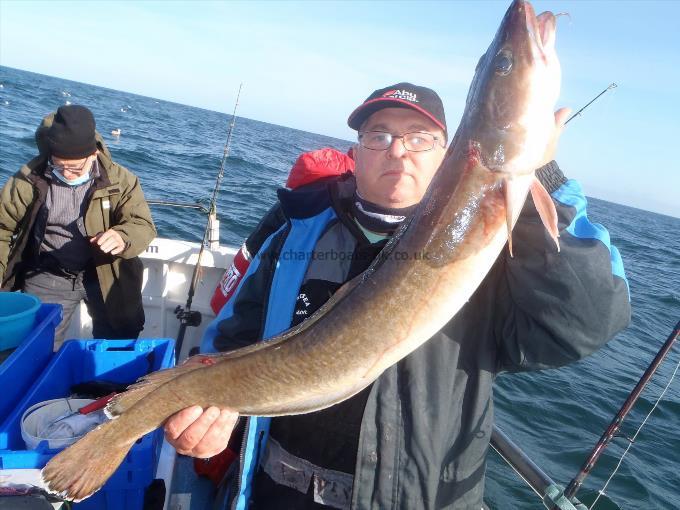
[286,147,355,189]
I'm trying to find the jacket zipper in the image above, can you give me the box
[231,419,266,510]
[230,416,250,510]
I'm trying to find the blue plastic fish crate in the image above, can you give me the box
[0,338,175,510]
[0,303,61,423]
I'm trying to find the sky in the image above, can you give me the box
[0,0,678,218]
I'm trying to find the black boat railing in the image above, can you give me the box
[147,198,210,214]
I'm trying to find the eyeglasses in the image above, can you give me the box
[358,131,445,152]
[49,155,94,175]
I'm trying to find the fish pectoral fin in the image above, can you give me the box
[530,176,560,252]
[503,178,515,257]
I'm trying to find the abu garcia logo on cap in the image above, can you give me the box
[382,89,419,103]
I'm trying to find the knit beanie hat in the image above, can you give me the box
[47,105,97,159]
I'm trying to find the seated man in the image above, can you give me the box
[165,83,630,509]
[0,105,156,348]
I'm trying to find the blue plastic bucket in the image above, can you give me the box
[0,293,42,351]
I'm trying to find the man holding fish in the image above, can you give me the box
[163,12,629,510]
[42,1,631,508]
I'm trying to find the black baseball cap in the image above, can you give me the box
[47,105,97,159]
[347,82,447,135]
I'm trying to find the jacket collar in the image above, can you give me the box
[276,175,354,219]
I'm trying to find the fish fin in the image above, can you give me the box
[41,419,134,502]
[105,360,211,417]
[530,177,560,252]
[504,178,514,257]
[107,345,284,417]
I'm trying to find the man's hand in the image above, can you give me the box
[164,405,239,458]
[541,107,572,167]
[90,229,126,255]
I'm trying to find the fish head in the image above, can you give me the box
[455,0,560,175]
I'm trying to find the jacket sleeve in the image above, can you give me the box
[0,173,33,283]
[201,224,287,354]
[109,165,156,258]
[494,161,631,372]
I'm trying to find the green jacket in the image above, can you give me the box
[0,114,156,329]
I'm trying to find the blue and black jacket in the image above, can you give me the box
[201,162,631,510]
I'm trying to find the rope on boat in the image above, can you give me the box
[589,348,680,509]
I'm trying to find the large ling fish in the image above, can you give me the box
[42,0,562,500]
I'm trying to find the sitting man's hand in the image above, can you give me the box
[91,229,126,255]
[164,405,239,458]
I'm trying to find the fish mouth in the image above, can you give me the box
[458,0,561,176]
[523,1,541,47]
[510,0,555,59]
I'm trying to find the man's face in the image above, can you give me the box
[51,153,96,181]
[353,108,446,209]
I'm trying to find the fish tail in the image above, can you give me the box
[41,420,135,502]
[105,360,207,417]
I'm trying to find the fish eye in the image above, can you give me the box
[494,51,513,76]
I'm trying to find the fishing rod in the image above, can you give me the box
[564,83,617,125]
[174,83,243,362]
[537,83,680,508]
[493,82,666,510]
[551,81,680,507]
[491,426,589,509]
[561,319,680,504]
